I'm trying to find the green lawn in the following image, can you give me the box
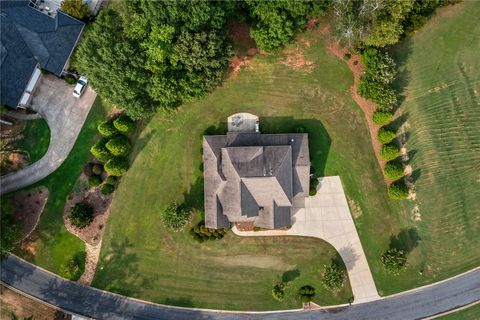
[13,97,111,273]
[436,303,480,320]
[92,28,407,310]
[382,1,480,294]
[16,119,50,164]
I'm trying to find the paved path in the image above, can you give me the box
[1,255,479,320]
[233,176,379,303]
[0,75,96,194]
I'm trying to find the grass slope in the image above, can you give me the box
[14,97,111,273]
[17,119,50,164]
[383,1,480,294]
[436,303,480,320]
[93,30,406,310]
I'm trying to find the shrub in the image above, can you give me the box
[113,115,135,134]
[68,203,94,229]
[90,138,113,162]
[59,255,83,281]
[297,285,315,303]
[97,120,117,138]
[92,164,103,175]
[106,175,118,185]
[101,183,115,195]
[381,248,407,275]
[322,264,345,292]
[162,202,191,232]
[384,162,404,180]
[82,163,93,177]
[64,75,76,85]
[190,221,229,242]
[388,180,409,200]
[377,128,396,144]
[380,144,400,161]
[344,52,351,60]
[309,178,319,196]
[272,283,286,301]
[104,157,129,176]
[88,174,102,187]
[373,112,393,126]
[106,135,132,156]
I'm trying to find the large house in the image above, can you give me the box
[203,113,311,229]
[0,0,84,108]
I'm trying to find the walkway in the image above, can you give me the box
[233,176,379,303]
[0,75,96,194]
[1,255,479,320]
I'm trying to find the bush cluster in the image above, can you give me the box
[384,161,404,180]
[161,202,191,232]
[377,128,396,144]
[113,115,136,134]
[190,222,229,243]
[90,138,113,162]
[104,157,129,177]
[97,120,117,138]
[106,135,132,156]
[381,248,407,275]
[272,283,286,301]
[309,178,319,196]
[373,112,393,126]
[68,203,94,229]
[297,285,315,303]
[388,180,409,200]
[380,144,400,161]
[322,264,345,292]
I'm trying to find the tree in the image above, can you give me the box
[106,135,132,156]
[272,283,286,301]
[90,138,113,163]
[98,120,118,138]
[60,0,90,21]
[373,112,393,126]
[377,127,396,144]
[68,203,94,229]
[381,248,407,274]
[161,202,191,232]
[380,143,400,161]
[384,161,404,180]
[113,115,136,134]
[322,264,345,292]
[104,157,129,176]
[388,180,409,200]
[297,285,316,303]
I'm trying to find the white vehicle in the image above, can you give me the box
[73,76,88,98]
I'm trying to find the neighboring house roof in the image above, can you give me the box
[203,130,310,229]
[0,0,84,107]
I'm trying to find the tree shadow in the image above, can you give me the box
[387,112,409,133]
[389,228,421,254]
[336,246,359,272]
[182,177,205,212]
[331,252,347,272]
[390,37,414,111]
[409,168,422,183]
[282,269,301,282]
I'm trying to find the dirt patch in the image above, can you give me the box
[235,221,255,231]
[1,285,71,320]
[227,21,258,77]
[18,233,39,257]
[12,187,49,240]
[347,198,362,219]
[281,46,315,73]
[108,105,124,118]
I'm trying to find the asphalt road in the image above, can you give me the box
[1,255,479,320]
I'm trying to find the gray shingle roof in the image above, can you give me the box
[203,129,310,229]
[0,0,84,107]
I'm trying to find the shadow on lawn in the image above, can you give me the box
[389,228,421,254]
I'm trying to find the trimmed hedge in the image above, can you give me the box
[106,135,132,156]
[384,161,404,180]
[388,180,409,200]
[190,222,229,242]
[373,112,393,126]
[68,203,94,229]
[101,183,115,195]
[97,120,117,138]
[88,174,102,187]
[90,138,113,162]
[380,144,400,161]
[104,157,129,176]
[377,128,396,144]
[113,115,135,134]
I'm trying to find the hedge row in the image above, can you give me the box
[190,222,229,243]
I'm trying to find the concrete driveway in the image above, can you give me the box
[0,74,96,194]
[233,176,380,304]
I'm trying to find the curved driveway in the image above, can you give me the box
[0,75,96,194]
[1,255,479,320]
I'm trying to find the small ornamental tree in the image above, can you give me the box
[106,135,132,156]
[381,248,407,275]
[68,203,94,229]
[373,112,393,126]
[322,264,345,292]
[161,202,191,232]
[384,161,404,180]
[90,138,113,162]
[97,120,118,138]
[60,0,90,21]
[272,283,286,301]
[104,157,129,176]
[388,180,409,200]
[377,128,397,144]
[380,144,400,161]
[113,115,136,134]
[297,285,315,303]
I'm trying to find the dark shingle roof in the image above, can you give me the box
[0,0,84,107]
